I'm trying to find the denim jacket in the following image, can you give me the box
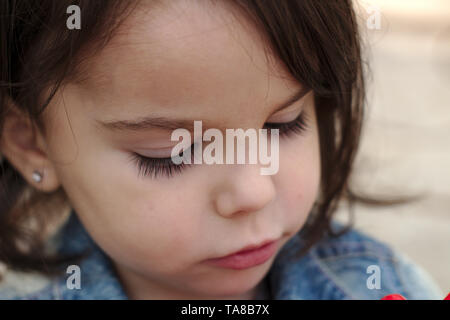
[0,210,444,300]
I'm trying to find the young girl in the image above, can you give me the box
[0,0,444,300]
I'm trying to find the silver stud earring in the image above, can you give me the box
[32,170,43,183]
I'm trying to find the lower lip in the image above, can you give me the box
[205,240,279,270]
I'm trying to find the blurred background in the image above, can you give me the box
[335,0,450,294]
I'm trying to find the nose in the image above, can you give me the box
[213,164,276,218]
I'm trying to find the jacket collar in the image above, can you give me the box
[267,229,354,300]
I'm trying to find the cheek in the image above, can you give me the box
[92,177,206,271]
[275,133,321,232]
[103,200,201,274]
[53,141,205,274]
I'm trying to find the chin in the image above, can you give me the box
[195,265,270,299]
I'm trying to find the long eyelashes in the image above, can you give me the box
[129,144,194,179]
[263,111,309,138]
[131,111,310,179]
[130,153,190,179]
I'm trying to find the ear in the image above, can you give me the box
[0,100,61,193]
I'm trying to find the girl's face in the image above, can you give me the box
[40,1,321,299]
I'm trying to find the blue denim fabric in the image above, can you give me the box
[0,210,444,300]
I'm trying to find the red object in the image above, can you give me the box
[381,292,450,300]
[204,239,279,270]
[381,294,407,300]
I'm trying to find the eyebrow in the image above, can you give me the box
[96,87,311,132]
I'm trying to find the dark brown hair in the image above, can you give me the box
[0,0,379,277]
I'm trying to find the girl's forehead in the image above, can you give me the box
[74,0,302,123]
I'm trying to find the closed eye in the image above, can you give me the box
[129,112,310,179]
[263,111,310,138]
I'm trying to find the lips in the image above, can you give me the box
[229,239,278,256]
[205,238,280,270]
